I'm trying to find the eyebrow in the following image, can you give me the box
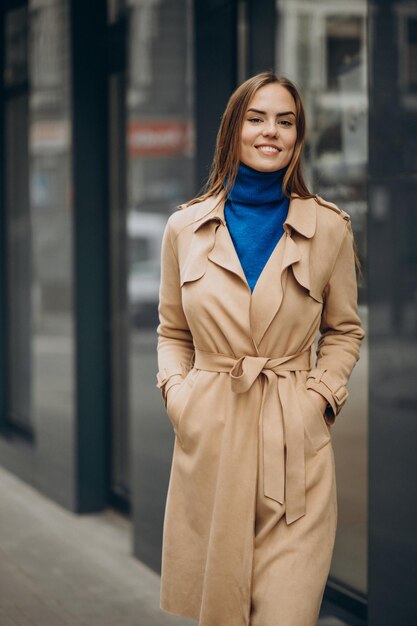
[247,108,296,117]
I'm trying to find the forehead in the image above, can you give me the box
[247,83,296,112]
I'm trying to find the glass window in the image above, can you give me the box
[5,7,31,434]
[397,4,417,98]
[326,15,363,91]
[3,0,75,466]
[108,0,125,23]
[6,91,31,433]
[275,0,369,596]
[407,17,417,92]
[4,6,28,87]
[125,0,195,566]
[29,0,75,448]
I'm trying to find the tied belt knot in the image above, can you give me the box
[194,348,313,525]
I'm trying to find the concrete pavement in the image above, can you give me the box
[0,465,361,625]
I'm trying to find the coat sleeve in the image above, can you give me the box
[156,216,195,408]
[305,218,365,422]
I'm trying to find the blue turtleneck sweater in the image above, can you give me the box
[224,162,289,292]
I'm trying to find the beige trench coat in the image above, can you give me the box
[156,192,365,625]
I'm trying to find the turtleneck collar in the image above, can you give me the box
[226,161,288,206]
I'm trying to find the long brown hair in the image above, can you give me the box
[183,71,362,278]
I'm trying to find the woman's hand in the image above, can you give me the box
[166,381,183,405]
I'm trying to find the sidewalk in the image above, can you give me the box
[0,465,359,626]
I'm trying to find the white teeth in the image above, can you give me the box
[257,146,279,154]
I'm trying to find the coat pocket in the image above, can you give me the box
[166,368,199,443]
[296,383,331,452]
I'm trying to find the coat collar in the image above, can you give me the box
[191,192,317,239]
[180,192,320,348]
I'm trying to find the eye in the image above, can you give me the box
[278,120,293,127]
[247,117,263,123]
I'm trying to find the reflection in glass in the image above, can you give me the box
[397,5,417,98]
[29,0,75,468]
[6,93,31,433]
[4,7,28,87]
[126,0,195,564]
[276,0,368,595]
[326,16,363,91]
[127,213,166,327]
[108,0,125,24]
[5,6,31,434]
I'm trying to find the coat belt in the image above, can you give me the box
[193,348,312,525]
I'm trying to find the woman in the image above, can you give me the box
[156,72,365,626]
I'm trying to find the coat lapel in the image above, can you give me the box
[250,233,296,346]
[250,194,318,346]
[179,196,222,285]
[208,224,247,284]
[181,192,319,348]
[185,193,248,285]
[284,194,317,296]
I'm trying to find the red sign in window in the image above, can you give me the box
[128,120,193,157]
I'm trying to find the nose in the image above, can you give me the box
[262,120,278,137]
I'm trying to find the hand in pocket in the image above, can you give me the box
[306,389,327,414]
[166,381,183,406]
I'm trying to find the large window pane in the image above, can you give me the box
[5,7,31,434]
[126,0,195,567]
[3,0,74,488]
[275,0,369,595]
[6,93,31,432]
[29,0,75,472]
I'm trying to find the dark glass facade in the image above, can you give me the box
[368,1,417,623]
[1,0,76,506]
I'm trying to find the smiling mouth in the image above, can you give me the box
[256,145,281,154]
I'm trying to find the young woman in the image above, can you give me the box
[156,72,365,626]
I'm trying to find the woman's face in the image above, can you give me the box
[239,83,297,173]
